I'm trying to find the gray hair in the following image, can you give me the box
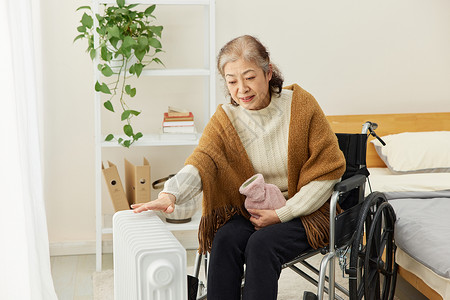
[217,35,284,105]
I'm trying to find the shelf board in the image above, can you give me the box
[141,68,210,77]
[101,133,200,147]
[96,0,211,6]
[102,227,113,234]
[113,68,211,78]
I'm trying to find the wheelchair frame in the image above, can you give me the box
[192,122,397,300]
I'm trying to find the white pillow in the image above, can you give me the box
[371,131,450,173]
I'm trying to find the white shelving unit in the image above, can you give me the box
[92,0,215,271]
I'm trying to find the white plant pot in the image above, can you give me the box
[106,41,138,74]
[107,53,138,74]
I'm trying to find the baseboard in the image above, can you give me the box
[50,240,113,256]
[50,231,198,256]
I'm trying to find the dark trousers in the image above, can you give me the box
[207,214,311,300]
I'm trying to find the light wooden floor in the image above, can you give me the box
[50,252,428,300]
[50,251,198,300]
[50,254,112,300]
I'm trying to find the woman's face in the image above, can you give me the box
[223,58,272,110]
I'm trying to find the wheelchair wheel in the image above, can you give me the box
[348,192,397,300]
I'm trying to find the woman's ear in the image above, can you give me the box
[267,64,273,81]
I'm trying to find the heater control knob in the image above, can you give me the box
[147,259,175,287]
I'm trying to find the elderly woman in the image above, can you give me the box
[132,35,345,300]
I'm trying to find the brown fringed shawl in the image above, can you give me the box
[185,84,346,254]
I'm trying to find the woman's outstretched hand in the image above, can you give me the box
[131,193,176,214]
[247,209,281,230]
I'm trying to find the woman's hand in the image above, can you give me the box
[131,193,176,214]
[247,209,281,230]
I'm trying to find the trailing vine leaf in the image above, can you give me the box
[101,83,111,94]
[115,8,128,15]
[129,64,135,74]
[125,85,136,97]
[152,57,164,66]
[117,0,125,8]
[137,36,148,47]
[108,25,120,39]
[123,140,131,148]
[73,34,85,43]
[150,26,163,37]
[144,5,156,16]
[94,81,102,92]
[104,101,114,112]
[123,124,133,137]
[77,25,86,33]
[122,36,136,48]
[89,49,96,60]
[100,46,109,61]
[96,23,106,35]
[81,13,93,28]
[101,64,113,77]
[148,37,162,49]
[134,63,144,77]
[121,110,131,121]
[134,49,145,62]
[76,5,91,11]
[95,81,111,94]
[120,44,133,59]
[105,134,114,141]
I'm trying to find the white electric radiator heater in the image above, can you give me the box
[113,210,187,300]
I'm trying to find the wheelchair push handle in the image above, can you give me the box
[362,121,386,146]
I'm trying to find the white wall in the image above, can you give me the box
[41,0,450,254]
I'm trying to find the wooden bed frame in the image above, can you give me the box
[326,112,450,300]
[327,112,450,168]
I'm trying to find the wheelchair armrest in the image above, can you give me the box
[334,174,366,193]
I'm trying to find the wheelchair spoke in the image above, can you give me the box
[348,192,397,300]
[366,267,379,286]
[356,282,364,300]
[364,200,397,300]
[367,270,381,300]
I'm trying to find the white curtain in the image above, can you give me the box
[0,0,57,299]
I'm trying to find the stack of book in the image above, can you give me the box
[162,107,196,134]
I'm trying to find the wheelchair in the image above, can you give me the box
[192,122,398,300]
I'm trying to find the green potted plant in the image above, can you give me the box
[75,0,164,147]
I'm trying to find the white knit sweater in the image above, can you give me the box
[162,89,339,222]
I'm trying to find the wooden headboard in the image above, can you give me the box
[326,112,450,168]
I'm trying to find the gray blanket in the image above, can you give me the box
[385,190,450,278]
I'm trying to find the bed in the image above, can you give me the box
[326,112,450,300]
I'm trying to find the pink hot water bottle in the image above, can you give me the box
[239,173,286,217]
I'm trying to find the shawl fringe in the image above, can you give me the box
[198,205,249,254]
[301,201,342,249]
